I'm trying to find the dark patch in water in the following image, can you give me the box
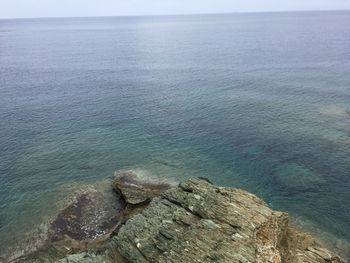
[153,159,179,169]
[43,164,67,173]
[77,165,94,170]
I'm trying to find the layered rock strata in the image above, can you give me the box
[113,177,344,263]
[8,174,345,263]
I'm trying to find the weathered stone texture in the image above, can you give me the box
[113,178,344,263]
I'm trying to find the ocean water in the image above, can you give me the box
[0,11,350,257]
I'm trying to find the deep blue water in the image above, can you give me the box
[1,11,350,256]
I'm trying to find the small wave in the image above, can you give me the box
[152,158,180,169]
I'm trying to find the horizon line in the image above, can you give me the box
[0,8,350,20]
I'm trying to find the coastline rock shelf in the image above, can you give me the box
[11,173,345,263]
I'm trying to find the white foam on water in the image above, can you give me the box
[115,167,178,186]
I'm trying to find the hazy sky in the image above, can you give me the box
[1,0,350,19]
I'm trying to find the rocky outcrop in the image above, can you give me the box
[9,175,346,263]
[112,177,344,263]
[6,172,171,263]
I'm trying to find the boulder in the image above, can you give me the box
[113,171,171,206]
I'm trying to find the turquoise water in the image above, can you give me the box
[1,11,350,256]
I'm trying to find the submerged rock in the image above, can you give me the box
[50,185,125,242]
[10,173,171,262]
[272,163,326,193]
[8,184,127,263]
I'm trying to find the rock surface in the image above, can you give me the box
[50,186,125,242]
[112,178,344,263]
[5,184,126,263]
[8,176,346,263]
[113,171,171,206]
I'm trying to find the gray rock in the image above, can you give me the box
[112,178,344,263]
[56,251,127,263]
[113,171,171,206]
[12,177,345,263]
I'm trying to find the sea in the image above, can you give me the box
[0,11,350,259]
